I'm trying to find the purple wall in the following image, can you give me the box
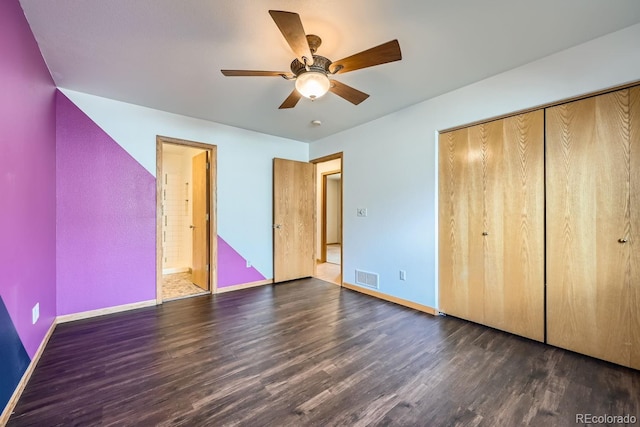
[0,0,57,357]
[56,92,156,315]
[218,236,265,287]
[0,0,56,411]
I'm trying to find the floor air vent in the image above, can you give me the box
[355,269,379,289]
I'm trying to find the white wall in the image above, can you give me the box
[309,23,640,308]
[61,89,308,279]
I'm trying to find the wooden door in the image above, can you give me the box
[440,112,544,341]
[192,151,209,290]
[630,86,640,369]
[439,127,485,323]
[273,158,315,283]
[546,90,632,366]
[483,111,544,341]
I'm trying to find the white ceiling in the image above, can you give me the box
[20,0,640,142]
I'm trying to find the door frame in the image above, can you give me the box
[156,136,218,304]
[310,152,343,285]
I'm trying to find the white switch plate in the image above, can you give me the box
[357,208,368,217]
[400,270,406,281]
[32,303,39,324]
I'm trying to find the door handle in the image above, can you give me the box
[190,225,196,229]
[618,238,628,243]
[482,231,488,236]
[273,224,282,229]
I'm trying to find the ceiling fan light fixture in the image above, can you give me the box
[295,71,330,100]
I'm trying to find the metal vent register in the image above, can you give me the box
[355,270,379,289]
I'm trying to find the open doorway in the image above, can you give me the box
[156,136,217,303]
[323,172,341,264]
[311,153,343,285]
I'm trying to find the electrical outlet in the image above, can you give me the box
[32,303,39,324]
[246,260,252,268]
[357,208,368,217]
[400,270,406,281]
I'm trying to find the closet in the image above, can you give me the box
[439,84,639,369]
[546,86,640,369]
[439,110,545,342]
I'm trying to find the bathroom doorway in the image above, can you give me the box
[156,136,217,302]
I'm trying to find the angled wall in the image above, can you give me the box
[56,92,157,315]
[55,89,307,313]
[0,0,56,411]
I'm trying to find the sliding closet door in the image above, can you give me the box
[439,112,544,340]
[546,90,632,367]
[484,111,544,341]
[631,86,640,369]
[439,127,485,324]
[475,120,505,328]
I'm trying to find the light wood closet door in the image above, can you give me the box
[546,89,634,367]
[630,86,640,369]
[439,112,544,340]
[484,111,544,341]
[439,127,485,324]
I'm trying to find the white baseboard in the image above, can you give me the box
[57,299,157,323]
[215,279,273,294]
[0,319,56,426]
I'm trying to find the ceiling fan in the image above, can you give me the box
[221,10,402,109]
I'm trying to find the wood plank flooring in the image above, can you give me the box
[8,278,640,426]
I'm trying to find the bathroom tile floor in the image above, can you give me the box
[162,272,208,300]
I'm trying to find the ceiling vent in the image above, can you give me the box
[355,269,379,289]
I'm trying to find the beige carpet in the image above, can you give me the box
[162,272,207,300]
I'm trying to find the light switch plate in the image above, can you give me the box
[357,208,368,217]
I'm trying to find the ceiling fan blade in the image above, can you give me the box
[329,80,369,105]
[330,40,402,74]
[279,89,302,109]
[269,10,314,65]
[221,70,293,78]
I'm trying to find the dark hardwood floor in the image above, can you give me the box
[8,278,640,426]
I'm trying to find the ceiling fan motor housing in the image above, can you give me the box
[291,55,332,78]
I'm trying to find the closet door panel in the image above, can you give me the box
[439,128,485,323]
[630,86,640,369]
[478,120,507,331]
[489,111,544,341]
[593,90,631,367]
[438,128,464,318]
[547,91,631,367]
[464,127,486,323]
